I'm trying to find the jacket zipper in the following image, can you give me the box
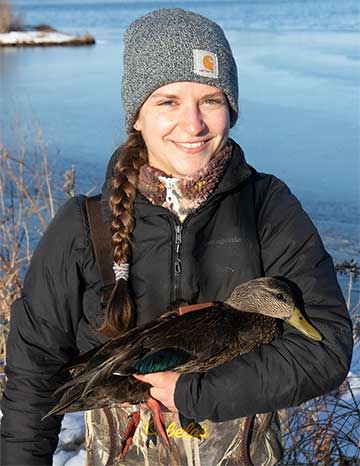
[173,221,183,301]
[168,167,251,302]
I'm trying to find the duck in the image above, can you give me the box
[45,277,322,461]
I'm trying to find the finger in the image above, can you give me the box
[149,387,160,398]
[133,373,151,382]
[133,372,164,383]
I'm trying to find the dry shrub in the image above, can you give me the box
[0,0,23,33]
[280,269,360,465]
[280,380,360,465]
[0,126,76,392]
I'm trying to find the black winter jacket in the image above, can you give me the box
[0,142,353,465]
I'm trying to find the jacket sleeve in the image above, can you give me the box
[0,196,89,465]
[174,175,353,422]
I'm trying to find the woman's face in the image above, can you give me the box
[134,82,230,178]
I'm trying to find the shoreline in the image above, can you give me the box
[0,30,95,47]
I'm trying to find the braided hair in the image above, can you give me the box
[98,131,147,337]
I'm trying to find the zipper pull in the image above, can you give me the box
[175,259,182,274]
[175,225,182,254]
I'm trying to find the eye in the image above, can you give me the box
[203,98,224,105]
[158,100,177,106]
[276,293,286,302]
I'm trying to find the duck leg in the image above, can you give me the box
[145,396,170,448]
[116,398,170,460]
[116,406,141,460]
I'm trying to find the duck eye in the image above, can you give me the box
[276,293,285,301]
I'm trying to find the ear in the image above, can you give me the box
[133,118,142,132]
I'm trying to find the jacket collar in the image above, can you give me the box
[214,139,252,194]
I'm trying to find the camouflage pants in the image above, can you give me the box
[85,406,283,466]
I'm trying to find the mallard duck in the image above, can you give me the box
[45,277,322,459]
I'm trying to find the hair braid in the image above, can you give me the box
[98,131,147,337]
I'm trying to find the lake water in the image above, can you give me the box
[0,0,359,300]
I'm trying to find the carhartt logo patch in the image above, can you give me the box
[193,49,218,78]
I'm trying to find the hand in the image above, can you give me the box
[133,371,180,412]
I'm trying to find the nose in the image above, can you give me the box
[180,103,207,136]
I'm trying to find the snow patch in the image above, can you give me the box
[53,412,86,466]
[63,448,86,466]
[342,371,360,400]
[53,449,79,466]
[0,31,95,46]
[58,412,85,445]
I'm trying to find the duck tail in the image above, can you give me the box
[52,342,109,380]
[42,384,85,419]
[52,370,94,397]
[80,347,140,397]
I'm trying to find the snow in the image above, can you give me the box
[342,371,360,401]
[0,31,94,46]
[53,449,80,466]
[53,413,86,466]
[58,412,85,445]
[61,448,86,466]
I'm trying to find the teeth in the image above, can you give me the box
[177,141,206,148]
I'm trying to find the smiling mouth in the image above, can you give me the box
[173,140,209,149]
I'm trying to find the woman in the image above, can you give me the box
[0,8,353,466]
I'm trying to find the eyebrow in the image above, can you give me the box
[150,93,179,99]
[150,91,224,99]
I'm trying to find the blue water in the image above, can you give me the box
[0,1,359,289]
[8,0,360,33]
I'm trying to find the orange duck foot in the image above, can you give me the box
[145,396,170,448]
[116,408,141,460]
[116,398,170,460]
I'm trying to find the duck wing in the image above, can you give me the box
[79,306,277,394]
[57,341,109,377]
[45,375,150,417]
[60,314,176,378]
[55,305,279,402]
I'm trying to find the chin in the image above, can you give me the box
[174,164,208,178]
[178,157,213,176]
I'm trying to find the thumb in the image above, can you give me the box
[133,373,153,383]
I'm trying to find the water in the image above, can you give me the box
[0,0,359,280]
[7,0,360,34]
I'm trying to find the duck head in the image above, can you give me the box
[224,277,322,341]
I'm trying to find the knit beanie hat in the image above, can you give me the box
[121,8,238,132]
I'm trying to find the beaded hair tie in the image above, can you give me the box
[113,262,130,281]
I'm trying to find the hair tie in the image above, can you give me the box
[113,262,130,281]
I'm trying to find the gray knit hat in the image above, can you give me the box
[121,8,238,132]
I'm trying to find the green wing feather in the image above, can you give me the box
[133,348,191,374]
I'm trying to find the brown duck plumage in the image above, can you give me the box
[45,277,321,460]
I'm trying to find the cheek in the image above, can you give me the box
[143,113,175,138]
[217,110,231,134]
[204,109,230,135]
[156,113,176,134]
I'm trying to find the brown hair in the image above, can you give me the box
[98,131,147,337]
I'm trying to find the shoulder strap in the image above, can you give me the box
[86,195,115,306]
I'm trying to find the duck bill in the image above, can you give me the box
[286,307,322,341]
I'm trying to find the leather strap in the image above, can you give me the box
[177,302,216,315]
[85,196,216,315]
[86,195,115,304]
